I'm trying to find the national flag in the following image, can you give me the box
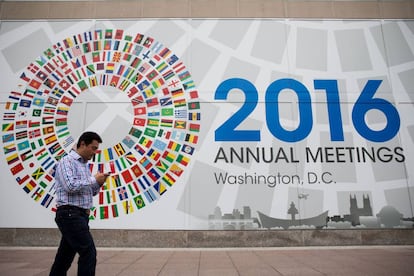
[188,112,200,121]
[160,97,172,107]
[59,79,71,90]
[139,156,152,170]
[122,136,135,149]
[170,163,183,176]
[110,75,120,87]
[127,181,140,196]
[146,69,158,81]
[16,120,27,129]
[167,54,179,65]
[47,96,59,106]
[117,186,129,200]
[83,42,91,53]
[23,180,37,193]
[100,206,109,219]
[19,99,31,108]
[153,139,167,151]
[43,107,56,115]
[92,51,100,62]
[168,141,181,152]
[48,142,62,155]
[147,111,160,117]
[106,189,117,203]
[155,160,168,173]
[41,156,55,170]
[27,63,40,74]
[147,168,160,182]
[111,204,119,218]
[131,95,144,106]
[114,143,125,157]
[162,172,176,186]
[44,48,54,59]
[103,148,114,161]
[32,167,45,180]
[17,140,30,151]
[3,144,16,154]
[147,118,159,127]
[189,123,200,132]
[139,136,152,148]
[143,128,157,138]
[147,148,161,161]
[156,62,168,73]
[173,98,186,108]
[106,63,115,73]
[44,134,57,145]
[78,80,88,91]
[188,101,200,110]
[174,110,187,119]
[171,88,184,98]
[104,40,112,51]
[121,169,133,183]
[183,80,195,90]
[119,79,130,91]
[124,152,137,164]
[28,129,41,138]
[157,129,171,140]
[56,106,69,116]
[162,150,175,163]
[153,182,167,195]
[143,189,157,203]
[122,200,134,214]
[36,179,50,193]
[32,109,41,117]
[6,153,19,165]
[134,144,146,155]
[174,120,186,129]
[5,102,18,110]
[130,164,143,177]
[11,162,24,175]
[15,130,27,140]
[2,133,14,143]
[129,127,142,138]
[177,154,190,166]
[55,118,67,127]
[160,119,173,128]
[3,112,15,121]
[178,71,191,81]
[189,90,199,99]
[61,96,73,106]
[181,144,195,155]
[123,42,133,53]
[2,123,14,132]
[133,195,145,209]
[162,70,175,81]
[185,133,199,143]
[41,193,54,208]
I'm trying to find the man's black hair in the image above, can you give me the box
[76,131,102,148]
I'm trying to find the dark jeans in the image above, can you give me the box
[50,206,96,276]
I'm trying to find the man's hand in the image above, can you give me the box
[95,172,110,186]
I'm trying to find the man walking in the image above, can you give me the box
[50,131,109,276]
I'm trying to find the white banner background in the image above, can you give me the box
[0,19,413,229]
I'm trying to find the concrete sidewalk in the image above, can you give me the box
[0,246,413,276]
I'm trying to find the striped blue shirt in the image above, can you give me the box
[55,150,100,209]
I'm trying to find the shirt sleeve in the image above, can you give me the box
[90,176,101,196]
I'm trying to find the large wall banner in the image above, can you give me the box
[1,19,413,230]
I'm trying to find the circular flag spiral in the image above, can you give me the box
[1,29,201,220]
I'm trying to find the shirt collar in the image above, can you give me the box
[69,149,88,163]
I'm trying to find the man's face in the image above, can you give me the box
[78,140,100,161]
